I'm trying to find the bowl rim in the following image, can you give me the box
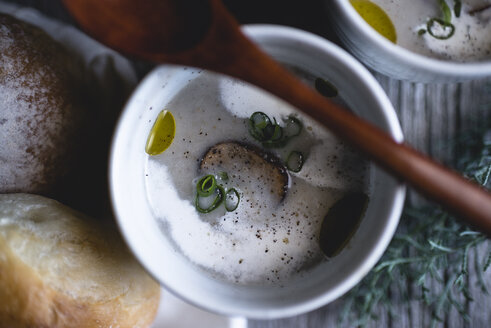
[109,23,406,319]
[333,0,491,78]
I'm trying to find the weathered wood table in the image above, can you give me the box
[250,75,491,328]
[5,0,489,327]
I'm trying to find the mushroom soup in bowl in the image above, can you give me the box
[328,0,491,82]
[110,25,405,319]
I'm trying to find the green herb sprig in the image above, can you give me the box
[339,127,491,327]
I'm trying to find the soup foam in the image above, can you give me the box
[144,71,368,285]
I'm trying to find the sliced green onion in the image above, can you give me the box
[251,111,270,129]
[286,151,304,173]
[315,77,338,98]
[225,188,240,212]
[262,120,282,141]
[427,18,455,40]
[194,174,240,213]
[270,121,283,141]
[195,185,225,213]
[196,174,217,197]
[283,116,302,137]
[218,171,229,181]
[249,112,271,140]
[438,0,452,23]
[248,112,303,148]
[454,0,462,17]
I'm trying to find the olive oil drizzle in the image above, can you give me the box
[145,110,176,155]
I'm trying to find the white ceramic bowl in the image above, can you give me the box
[328,0,491,82]
[109,25,405,319]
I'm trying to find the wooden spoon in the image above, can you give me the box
[62,0,491,234]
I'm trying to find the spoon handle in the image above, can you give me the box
[248,58,491,233]
[189,0,491,233]
[62,0,491,233]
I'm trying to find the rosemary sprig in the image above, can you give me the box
[339,126,491,327]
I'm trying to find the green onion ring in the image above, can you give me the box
[454,0,462,17]
[225,188,240,212]
[286,151,304,173]
[250,111,270,129]
[284,115,303,137]
[438,0,452,23]
[427,18,455,40]
[195,185,225,213]
[249,112,271,140]
[262,122,276,140]
[248,112,303,148]
[196,174,217,197]
[270,123,283,141]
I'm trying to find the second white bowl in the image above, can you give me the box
[328,0,491,82]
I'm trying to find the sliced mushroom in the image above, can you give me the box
[199,141,289,205]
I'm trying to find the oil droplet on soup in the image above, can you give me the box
[350,0,397,43]
[145,110,176,156]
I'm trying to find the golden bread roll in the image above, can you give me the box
[0,193,160,328]
[0,13,108,214]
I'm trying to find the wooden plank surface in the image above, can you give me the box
[250,76,491,328]
[3,1,489,327]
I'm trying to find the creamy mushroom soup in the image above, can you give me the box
[144,70,369,285]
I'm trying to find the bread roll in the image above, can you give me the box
[0,193,160,328]
[0,13,108,215]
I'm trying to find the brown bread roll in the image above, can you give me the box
[0,13,108,215]
[0,193,161,328]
